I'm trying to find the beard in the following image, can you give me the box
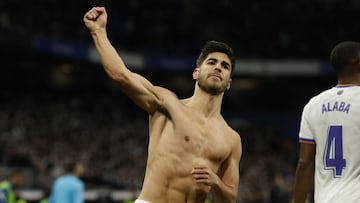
[197,76,228,95]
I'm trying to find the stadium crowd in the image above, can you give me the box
[1,0,360,59]
[0,86,297,202]
[0,90,148,190]
[1,0,354,202]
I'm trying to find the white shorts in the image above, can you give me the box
[135,199,150,203]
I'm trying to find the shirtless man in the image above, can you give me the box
[84,7,242,203]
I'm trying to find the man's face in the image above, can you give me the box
[11,173,24,188]
[193,52,232,95]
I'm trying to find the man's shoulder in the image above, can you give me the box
[222,123,241,145]
[221,118,240,136]
[55,175,83,185]
[303,87,334,109]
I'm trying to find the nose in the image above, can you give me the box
[214,64,222,72]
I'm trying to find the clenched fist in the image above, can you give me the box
[83,7,107,33]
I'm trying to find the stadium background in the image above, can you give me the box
[1,0,359,202]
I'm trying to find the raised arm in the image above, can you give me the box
[83,7,166,114]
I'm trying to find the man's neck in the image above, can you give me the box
[338,79,360,86]
[338,71,360,86]
[187,86,224,118]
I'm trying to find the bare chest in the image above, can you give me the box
[150,114,232,165]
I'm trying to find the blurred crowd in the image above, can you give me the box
[0,91,148,190]
[237,127,297,203]
[0,88,298,203]
[1,0,360,59]
[1,0,346,202]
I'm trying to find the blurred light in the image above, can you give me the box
[49,64,75,87]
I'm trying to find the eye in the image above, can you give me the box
[207,60,216,65]
[221,63,231,70]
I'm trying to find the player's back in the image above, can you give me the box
[301,85,360,202]
[50,175,84,203]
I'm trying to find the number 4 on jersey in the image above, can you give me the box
[324,125,346,178]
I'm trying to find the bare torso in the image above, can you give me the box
[138,99,236,203]
[83,8,241,202]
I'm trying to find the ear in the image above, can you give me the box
[226,78,232,90]
[193,67,200,79]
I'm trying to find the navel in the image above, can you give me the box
[184,135,190,142]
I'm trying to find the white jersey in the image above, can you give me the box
[299,85,360,203]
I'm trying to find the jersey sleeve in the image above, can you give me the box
[299,103,316,144]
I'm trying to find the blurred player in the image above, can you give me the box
[49,161,85,203]
[294,41,360,202]
[0,171,25,203]
[84,7,242,203]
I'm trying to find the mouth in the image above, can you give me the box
[208,74,222,80]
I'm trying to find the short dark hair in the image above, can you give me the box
[63,160,80,173]
[330,41,360,73]
[196,41,236,74]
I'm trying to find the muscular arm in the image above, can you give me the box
[84,7,166,114]
[211,134,242,203]
[293,142,315,203]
